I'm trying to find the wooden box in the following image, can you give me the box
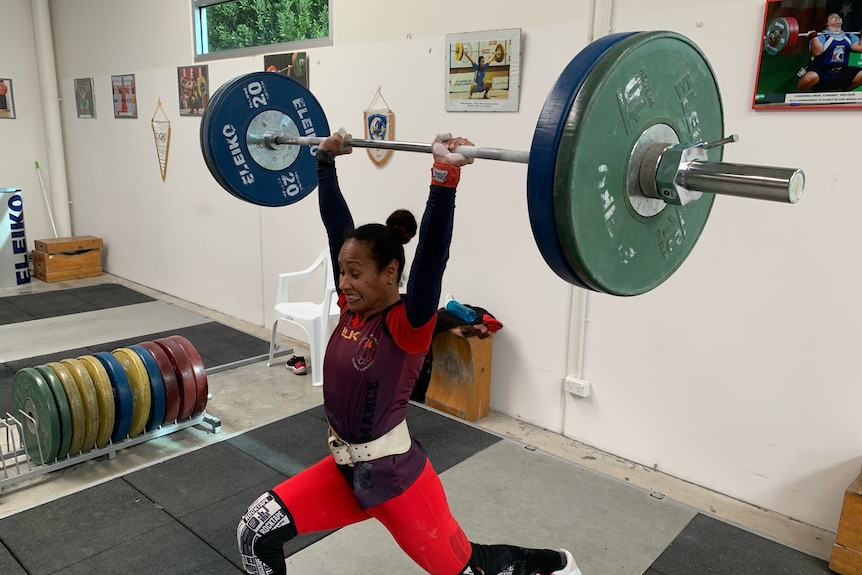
[424,332,492,422]
[32,235,103,283]
[830,472,862,574]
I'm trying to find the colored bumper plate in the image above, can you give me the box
[112,347,153,438]
[77,354,116,448]
[93,352,134,443]
[138,341,181,425]
[127,344,167,432]
[200,71,330,207]
[12,367,62,464]
[154,338,198,422]
[168,335,209,417]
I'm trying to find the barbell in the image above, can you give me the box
[200,30,805,297]
[763,16,862,55]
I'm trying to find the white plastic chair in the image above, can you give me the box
[267,248,340,387]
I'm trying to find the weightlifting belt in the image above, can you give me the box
[327,419,411,466]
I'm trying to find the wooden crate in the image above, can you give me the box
[424,332,492,422]
[32,235,103,282]
[830,472,862,574]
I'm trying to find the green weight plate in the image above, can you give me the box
[553,31,721,296]
[34,365,72,459]
[112,348,152,438]
[61,358,101,452]
[12,367,62,464]
[47,362,86,456]
[77,355,116,448]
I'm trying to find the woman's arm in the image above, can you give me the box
[316,135,355,289]
[404,136,474,326]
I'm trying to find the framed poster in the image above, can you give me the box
[445,28,521,112]
[111,74,137,118]
[74,78,95,118]
[264,52,309,88]
[753,0,862,109]
[177,65,209,116]
[0,79,15,119]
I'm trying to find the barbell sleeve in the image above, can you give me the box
[677,161,805,204]
[277,136,531,164]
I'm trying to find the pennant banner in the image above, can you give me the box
[151,99,172,181]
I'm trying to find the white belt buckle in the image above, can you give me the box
[328,434,357,466]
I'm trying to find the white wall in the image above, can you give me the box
[0,1,53,243]
[2,0,860,536]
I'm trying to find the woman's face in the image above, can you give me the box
[337,239,398,319]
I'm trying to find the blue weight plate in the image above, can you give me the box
[200,78,236,195]
[526,32,638,289]
[128,344,167,432]
[200,71,330,207]
[93,352,134,443]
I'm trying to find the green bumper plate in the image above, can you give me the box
[34,365,73,460]
[12,367,62,465]
[554,31,722,296]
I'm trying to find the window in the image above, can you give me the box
[193,0,331,62]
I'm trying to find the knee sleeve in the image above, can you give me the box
[237,491,298,575]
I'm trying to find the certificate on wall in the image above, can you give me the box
[753,0,862,109]
[445,28,521,112]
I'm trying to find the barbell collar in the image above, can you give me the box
[678,161,805,204]
[278,136,531,164]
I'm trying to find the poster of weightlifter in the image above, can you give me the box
[0,79,15,120]
[753,0,862,109]
[445,28,521,112]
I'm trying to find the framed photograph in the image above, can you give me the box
[111,74,137,118]
[445,28,521,112]
[753,0,862,109]
[263,52,309,88]
[0,78,15,120]
[177,65,209,116]
[74,78,96,118]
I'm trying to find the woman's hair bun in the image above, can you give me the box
[386,209,417,245]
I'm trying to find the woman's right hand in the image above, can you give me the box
[319,129,353,156]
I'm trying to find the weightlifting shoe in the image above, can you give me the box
[547,549,580,575]
[285,355,307,375]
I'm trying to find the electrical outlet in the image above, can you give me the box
[564,375,591,397]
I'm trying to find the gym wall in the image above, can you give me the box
[0,0,858,542]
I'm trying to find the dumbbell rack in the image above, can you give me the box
[0,410,222,491]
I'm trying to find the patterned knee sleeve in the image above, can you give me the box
[237,491,298,575]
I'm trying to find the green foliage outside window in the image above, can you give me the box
[195,0,330,58]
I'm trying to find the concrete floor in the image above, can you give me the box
[0,273,836,569]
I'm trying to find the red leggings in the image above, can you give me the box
[273,456,472,574]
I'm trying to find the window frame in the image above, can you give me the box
[191,0,332,63]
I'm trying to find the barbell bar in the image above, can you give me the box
[201,30,806,297]
[276,134,803,205]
